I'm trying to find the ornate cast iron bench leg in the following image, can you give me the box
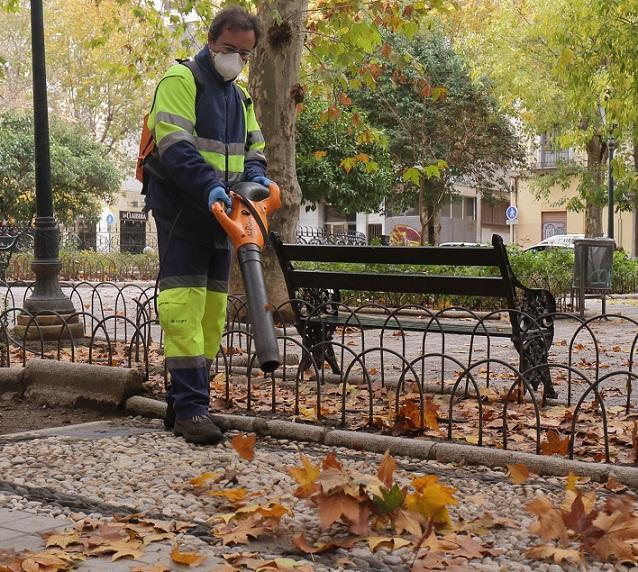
[298,322,341,376]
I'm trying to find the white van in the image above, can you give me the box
[523,234,584,252]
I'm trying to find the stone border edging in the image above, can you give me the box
[124,396,638,488]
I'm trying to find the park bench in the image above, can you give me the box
[271,232,558,398]
[0,233,24,282]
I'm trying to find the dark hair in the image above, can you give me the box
[208,7,261,45]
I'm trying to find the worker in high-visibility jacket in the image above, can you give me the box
[144,7,275,445]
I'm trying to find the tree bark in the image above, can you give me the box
[585,135,605,237]
[633,142,638,258]
[419,179,442,245]
[229,1,308,315]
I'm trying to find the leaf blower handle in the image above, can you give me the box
[211,182,281,373]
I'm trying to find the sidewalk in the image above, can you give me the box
[0,419,631,571]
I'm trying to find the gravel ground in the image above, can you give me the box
[0,417,635,571]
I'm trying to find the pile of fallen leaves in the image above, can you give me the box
[0,514,202,571]
[526,475,638,566]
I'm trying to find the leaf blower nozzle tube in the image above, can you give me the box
[237,243,280,373]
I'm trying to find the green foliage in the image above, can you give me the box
[295,97,393,213]
[0,111,120,226]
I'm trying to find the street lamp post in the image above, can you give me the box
[607,137,615,240]
[22,0,82,338]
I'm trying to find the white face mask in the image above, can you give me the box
[211,51,245,82]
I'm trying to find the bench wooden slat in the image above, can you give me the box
[281,244,501,266]
[308,314,513,336]
[292,271,510,298]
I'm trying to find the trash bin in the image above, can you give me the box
[572,238,615,317]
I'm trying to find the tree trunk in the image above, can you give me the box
[419,179,442,245]
[584,135,606,237]
[229,1,307,315]
[633,142,638,258]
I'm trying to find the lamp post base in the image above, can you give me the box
[22,217,84,340]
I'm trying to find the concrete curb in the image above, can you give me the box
[0,367,24,396]
[23,359,144,411]
[124,396,638,487]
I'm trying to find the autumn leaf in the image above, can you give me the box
[131,564,172,572]
[316,492,370,535]
[506,463,529,484]
[208,488,249,503]
[43,530,81,549]
[288,454,321,498]
[566,471,580,492]
[231,434,256,461]
[189,472,220,487]
[217,518,267,546]
[15,552,75,571]
[366,536,412,552]
[377,450,397,488]
[424,396,440,431]
[526,495,569,545]
[541,429,569,456]
[170,545,207,566]
[313,150,327,160]
[589,509,638,562]
[527,544,584,565]
[322,451,342,471]
[405,475,458,529]
[339,93,352,106]
[89,540,145,561]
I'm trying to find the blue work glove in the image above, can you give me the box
[207,186,232,211]
[251,175,273,188]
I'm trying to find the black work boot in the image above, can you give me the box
[164,401,176,431]
[174,413,224,445]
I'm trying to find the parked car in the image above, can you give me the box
[439,241,491,247]
[523,234,584,253]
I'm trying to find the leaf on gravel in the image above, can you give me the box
[565,471,580,492]
[527,544,584,565]
[506,463,529,484]
[231,434,256,461]
[316,492,370,535]
[217,519,267,546]
[392,509,422,538]
[366,536,412,552]
[208,488,248,503]
[541,430,569,456]
[405,475,458,529]
[376,450,397,488]
[288,454,321,498]
[170,545,207,566]
[292,534,339,554]
[603,475,627,493]
[424,396,440,431]
[89,540,145,561]
[322,451,342,471]
[256,557,314,571]
[141,532,175,545]
[526,495,568,545]
[43,530,81,549]
[189,472,220,487]
[590,509,638,562]
[131,564,172,572]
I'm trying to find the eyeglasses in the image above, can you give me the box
[218,44,253,61]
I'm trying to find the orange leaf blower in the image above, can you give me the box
[211,181,282,373]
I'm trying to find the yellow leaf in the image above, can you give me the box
[208,488,248,502]
[506,463,529,484]
[565,471,580,492]
[170,545,206,566]
[424,396,440,431]
[231,434,256,461]
[406,475,458,528]
[189,472,220,487]
[313,150,327,159]
[44,530,81,549]
[288,454,321,497]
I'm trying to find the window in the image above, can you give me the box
[464,197,475,220]
[451,198,463,219]
[481,199,508,225]
[539,131,571,169]
[367,223,382,240]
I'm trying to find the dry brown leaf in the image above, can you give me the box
[218,519,267,546]
[208,488,248,503]
[189,472,220,487]
[604,475,627,493]
[43,530,81,549]
[170,545,207,566]
[377,450,397,488]
[506,463,529,484]
[541,430,569,456]
[590,510,638,562]
[366,536,412,552]
[322,452,342,471]
[131,564,173,572]
[527,544,584,565]
[424,396,440,431]
[527,495,569,545]
[316,492,370,535]
[89,540,145,561]
[231,434,256,461]
[15,552,73,572]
